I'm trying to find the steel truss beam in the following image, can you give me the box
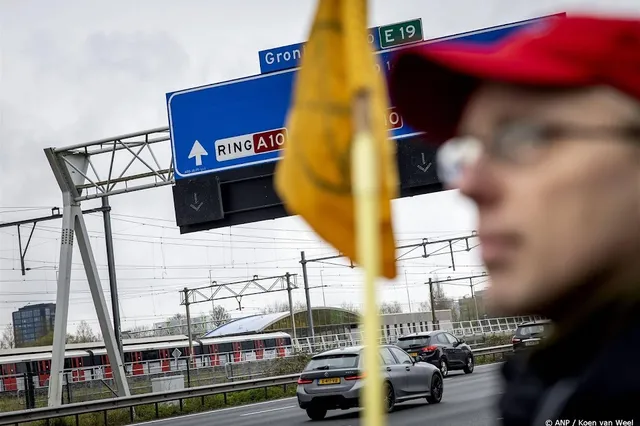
[298,232,479,337]
[181,274,299,309]
[47,126,173,202]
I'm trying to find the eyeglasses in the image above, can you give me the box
[435,121,640,186]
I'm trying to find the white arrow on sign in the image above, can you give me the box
[188,140,208,166]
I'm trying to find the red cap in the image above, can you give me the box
[388,14,640,145]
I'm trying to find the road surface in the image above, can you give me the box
[140,363,504,426]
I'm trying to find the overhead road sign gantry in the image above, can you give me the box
[169,13,565,233]
[167,13,565,183]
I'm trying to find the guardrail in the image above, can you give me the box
[0,344,513,426]
[467,344,513,357]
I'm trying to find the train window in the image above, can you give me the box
[142,350,159,361]
[218,343,233,354]
[264,339,276,348]
[123,352,133,363]
[241,340,254,351]
[284,337,292,346]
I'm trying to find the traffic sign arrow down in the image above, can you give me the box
[190,193,204,211]
[417,153,432,172]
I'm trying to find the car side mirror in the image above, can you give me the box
[458,338,465,344]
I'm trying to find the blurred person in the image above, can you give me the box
[388,14,640,423]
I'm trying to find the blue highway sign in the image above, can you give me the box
[259,26,382,74]
[168,13,564,180]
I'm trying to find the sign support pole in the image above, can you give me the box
[428,278,437,331]
[286,272,297,339]
[76,207,131,399]
[47,195,75,408]
[44,148,131,408]
[102,195,124,362]
[184,288,195,367]
[300,251,315,338]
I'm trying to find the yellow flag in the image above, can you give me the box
[274,0,399,279]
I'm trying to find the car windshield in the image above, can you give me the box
[516,324,548,338]
[304,354,359,371]
[396,336,430,348]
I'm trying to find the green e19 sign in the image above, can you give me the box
[379,18,424,49]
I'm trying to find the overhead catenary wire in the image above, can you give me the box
[0,209,481,332]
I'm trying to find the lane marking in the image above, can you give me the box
[240,405,296,416]
[137,397,297,424]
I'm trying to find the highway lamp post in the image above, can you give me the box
[182,288,195,368]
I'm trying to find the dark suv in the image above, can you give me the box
[512,319,553,351]
[395,331,474,377]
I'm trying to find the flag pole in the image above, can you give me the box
[352,90,385,426]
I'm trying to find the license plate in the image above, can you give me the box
[525,341,539,346]
[409,353,417,357]
[318,378,341,385]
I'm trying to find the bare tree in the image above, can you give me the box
[123,324,154,338]
[0,324,15,349]
[418,301,431,312]
[431,281,454,311]
[429,278,459,322]
[340,302,360,313]
[261,301,289,314]
[261,300,307,314]
[293,300,307,311]
[170,313,185,322]
[210,305,231,327]
[130,324,152,332]
[379,301,403,314]
[69,320,98,343]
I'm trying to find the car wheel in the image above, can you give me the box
[426,372,443,404]
[383,381,395,413]
[306,407,327,421]
[439,358,449,377]
[463,354,474,374]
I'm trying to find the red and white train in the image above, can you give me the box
[0,332,292,391]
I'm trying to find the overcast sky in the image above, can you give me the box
[1,0,639,335]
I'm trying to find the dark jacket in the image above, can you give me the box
[499,298,640,424]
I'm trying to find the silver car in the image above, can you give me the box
[296,344,443,421]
